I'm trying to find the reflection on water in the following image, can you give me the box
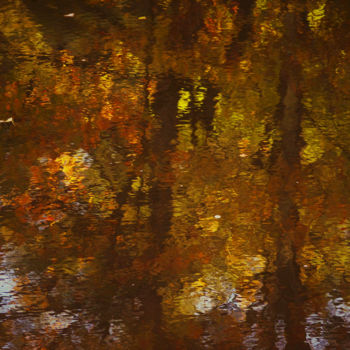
[1,0,350,349]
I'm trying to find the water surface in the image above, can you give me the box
[1,1,350,349]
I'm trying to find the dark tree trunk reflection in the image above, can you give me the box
[261,8,311,350]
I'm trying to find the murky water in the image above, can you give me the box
[1,1,350,349]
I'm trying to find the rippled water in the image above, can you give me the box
[1,1,350,349]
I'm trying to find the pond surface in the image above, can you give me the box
[1,1,350,349]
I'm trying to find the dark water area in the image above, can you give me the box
[1,1,350,349]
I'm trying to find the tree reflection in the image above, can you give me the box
[1,0,350,349]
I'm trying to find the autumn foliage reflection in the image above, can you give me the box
[1,0,350,349]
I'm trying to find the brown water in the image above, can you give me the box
[1,1,350,349]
